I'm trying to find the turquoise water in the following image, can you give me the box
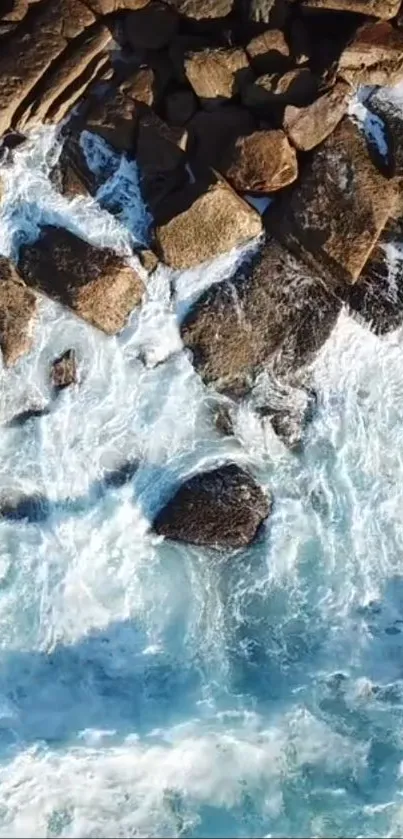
[0,120,403,838]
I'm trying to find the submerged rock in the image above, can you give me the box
[0,256,37,366]
[187,106,256,174]
[124,1,178,50]
[18,226,144,335]
[153,463,271,549]
[51,349,78,391]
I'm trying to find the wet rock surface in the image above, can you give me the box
[51,349,78,390]
[0,256,37,367]
[153,463,271,549]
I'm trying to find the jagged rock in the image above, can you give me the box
[246,29,291,75]
[181,239,341,395]
[124,1,178,49]
[153,463,271,549]
[283,80,351,151]
[221,129,298,193]
[82,89,138,153]
[155,173,262,270]
[338,21,403,87]
[368,88,403,177]
[51,349,78,390]
[0,257,37,367]
[18,226,144,335]
[0,0,97,137]
[213,404,235,436]
[187,106,256,174]
[165,0,233,19]
[50,134,98,198]
[184,47,252,110]
[164,88,197,125]
[119,67,157,107]
[6,406,51,428]
[135,105,188,218]
[301,0,401,17]
[242,68,318,110]
[271,117,397,286]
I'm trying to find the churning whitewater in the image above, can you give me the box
[1,117,403,839]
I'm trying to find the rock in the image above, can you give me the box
[6,406,51,428]
[242,68,318,110]
[137,247,159,273]
[124,1,178,50]
[368,88,403,177]
[213,404,234,436]
[51,349,78,390]
[255,385,317,451]
[187,106,256,174]
[164,88,197,125]
[181,239,341,395]
[50,134,98,198]
[85,0,151,11]
[18,226,144,335]
[184,47,252,110]
[0,256,37,367]
[289,18,311,65]
[165,0,233,19]
[246,29,291,75]
[155,173,262,270]
[301,0,401,17]
[221,129,298,193]
[283,80,351,152]
[338,21,403,87]
[153,463,271,549]
[135,105,188,218]
[119,67,157,107]
[83,89,138,153]
[271,117,397,286]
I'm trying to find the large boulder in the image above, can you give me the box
[0,257,37,366]
[220,129,298,193]
[124,1,178,50]
[181,239,341,395]
[184,47,252,110]
[242,68,318,111]
[50,134,98,198]
[271,117,397,286]
[135,105,188,218]
[155,173,262,270]
[164,88,197,125]
[338,21,403,87]
[283,80,351,152]
[18,227,144,335]
[187,106,256,174]
[301,0,401,17]
[153,463,271,549]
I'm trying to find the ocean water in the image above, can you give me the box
[0,97,403,839]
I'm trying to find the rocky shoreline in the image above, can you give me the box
[1,0,403,549]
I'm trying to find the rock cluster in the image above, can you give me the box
[1,0,403,547]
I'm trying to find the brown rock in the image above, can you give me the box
[246,29,291,75]
[301,0,401,17]
[184,47,252,110]
[119,67,157,107]
[46,52,113,126]
[221,129,298,193]
[50,134,98,199]
[84,0,150,11]
[187,106,256,174]
[165,0,233,19]
[338,21,403,87]
[51,349,78,390]
[272,117,397,285]
[368,87,403,176]
[0,257,37,367]
[153,463,271,549]
[242,68,318,110]
[83,89,138,153]
[283,80,351,152]
[155,173,262,270]
[18,227,144,335]
[124,1,178,50]
[135,105,187,218]
[181,239,341,395]
[164,88,197,125]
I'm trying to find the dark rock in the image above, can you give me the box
[135,104,188,219]
[50,134,98,198]
[103,459,138,488]
[83,89,138,153]
[164,88,197,125]
[181,239,341,395]
[213,404,234,436]
[0,256,37,367]
[155,172,262,270]
[283,80,351,152]
[368,88,403,177]
[270,116,397,286]
[220,129,298,193]
[153,463,271,549]
[51,349,78,390]
[246,29,291,75]
[18,226,144,335]
[184,47,252,110]
[6,406,51,428]
[124,1,178,50]
[338,21,403,87]
[187,106,256,174]
[242,68,318,111]
[1,131,26,152]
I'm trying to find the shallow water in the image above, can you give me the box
[0,103,403,838]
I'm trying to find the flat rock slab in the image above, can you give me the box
[155,173,262,270]
[153,463,271,549]
[338,21,403,87]
[283,80,351,152]
[221,129,298,193]
[18,226,144,335]
[181,239,341,395]
[301,0,401,17]
[0,256,37,366]
[271,116,397,285]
